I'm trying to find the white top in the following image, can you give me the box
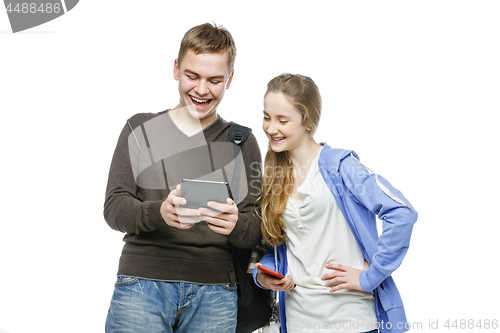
[284,148,377,332]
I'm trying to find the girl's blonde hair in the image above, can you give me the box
[260,74,322,246]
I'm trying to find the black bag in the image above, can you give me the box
[229,123,272,333]
[233,245,273,333]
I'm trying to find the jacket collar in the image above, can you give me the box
[318,142,358,177]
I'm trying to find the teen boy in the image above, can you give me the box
[104,23,262,332]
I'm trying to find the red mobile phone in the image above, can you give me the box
[256,263,285,279]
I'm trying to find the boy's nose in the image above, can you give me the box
[195,80,209,95]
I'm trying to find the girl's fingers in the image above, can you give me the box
[329,284,346,293]
[325,263,346,271]
[321,270,344,281]
[324,277,347,287]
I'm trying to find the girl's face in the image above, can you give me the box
[263,92,311,154]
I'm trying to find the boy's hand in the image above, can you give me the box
[321,261,370,292]
[198,198,239,235]
[160,185,202,229]
[256,267,295,292]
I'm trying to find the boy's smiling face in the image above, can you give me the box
[174,49,234,128]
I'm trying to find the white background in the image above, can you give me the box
[1,1,499,332]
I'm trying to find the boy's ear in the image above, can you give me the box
[173,59,180,81]
[226,71,234,89]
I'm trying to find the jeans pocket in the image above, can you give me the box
[115,275,139,287]
[220,283,238,292]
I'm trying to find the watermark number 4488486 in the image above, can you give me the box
[3,0,79,33]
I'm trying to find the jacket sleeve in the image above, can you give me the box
[251,245,276,289]
[339,154,418,292]
[103,120,166,235]
[226,132,263,249]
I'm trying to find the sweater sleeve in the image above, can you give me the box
[339,154,418,292]
[103,120,166,235]
[226,131,263,249]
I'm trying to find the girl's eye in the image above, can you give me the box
[279,120,288,124]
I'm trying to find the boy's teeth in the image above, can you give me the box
[192,97,208,103]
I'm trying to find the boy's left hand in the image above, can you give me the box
[321,261,370,292]
[198,198,238,235]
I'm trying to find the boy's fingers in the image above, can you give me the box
[172,196,186,206]
[197,207,220,218]
[166,185,181,205]
[200,211,238,226]
[206,222,232,235]
[175,206,201,217]
[172,185,181,197]
[178,215,201,224]
[206,200,237,214]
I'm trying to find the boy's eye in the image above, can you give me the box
[210,80,222,84]
[187,76,196,80]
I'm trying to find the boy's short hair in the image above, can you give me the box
[178,22,237,73]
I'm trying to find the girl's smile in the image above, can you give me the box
[263,92,312,154]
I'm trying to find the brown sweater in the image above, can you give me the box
[104,110,262,284]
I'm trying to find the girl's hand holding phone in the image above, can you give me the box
[256,263,295,292]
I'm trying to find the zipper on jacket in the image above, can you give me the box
[350,153,412,210]
[375,174,412,210]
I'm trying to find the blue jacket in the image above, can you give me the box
[252,143,418,333]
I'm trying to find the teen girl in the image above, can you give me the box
[253,74,417,333]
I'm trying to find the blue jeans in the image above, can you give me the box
[105,276,238,333]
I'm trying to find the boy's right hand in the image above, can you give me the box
[256,267,295,292]
[160,185,202,229]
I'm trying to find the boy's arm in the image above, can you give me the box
[103,121,166,234]
[226,132,263,249]
[340,154,418,292]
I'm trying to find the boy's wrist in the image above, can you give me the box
[146,200,167,228]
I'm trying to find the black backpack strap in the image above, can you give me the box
[229,123,252,145]
[227,123,251,203]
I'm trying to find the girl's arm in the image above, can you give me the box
[252,246,295,291]
[338,153,418,292]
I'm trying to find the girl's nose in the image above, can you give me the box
[265,121,278,135]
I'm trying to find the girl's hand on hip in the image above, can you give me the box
[321,261,370,292]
